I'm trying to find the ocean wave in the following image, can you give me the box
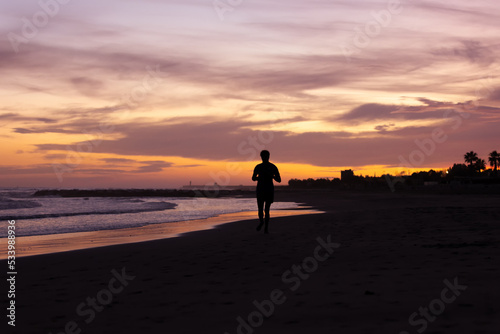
[0,201,176,220]
[0,197,43,211]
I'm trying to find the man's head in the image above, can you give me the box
[260,150,270,162]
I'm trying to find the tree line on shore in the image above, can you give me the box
[448,150,499,177]
[288,150,500,189]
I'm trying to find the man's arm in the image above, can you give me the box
[252,165,259,181]
[274,165,281,183]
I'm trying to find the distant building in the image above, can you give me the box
[341,169,355,182]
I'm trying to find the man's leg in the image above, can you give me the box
[264,201,271,233]
[257,198,264,231]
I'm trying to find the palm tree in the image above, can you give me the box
[488,151,500,173]
[464,151,478,167]
[475,159,486,172]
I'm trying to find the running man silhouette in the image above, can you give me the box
[252,150,281,234]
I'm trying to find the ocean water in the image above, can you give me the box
[0,188,299,237]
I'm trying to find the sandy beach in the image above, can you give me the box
[2,190,500,333]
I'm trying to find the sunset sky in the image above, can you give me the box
[1,0,499,188]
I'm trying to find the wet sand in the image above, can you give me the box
[1,191,499,333]
[2,209,321,259]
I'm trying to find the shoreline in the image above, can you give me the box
[3,208,322,259]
